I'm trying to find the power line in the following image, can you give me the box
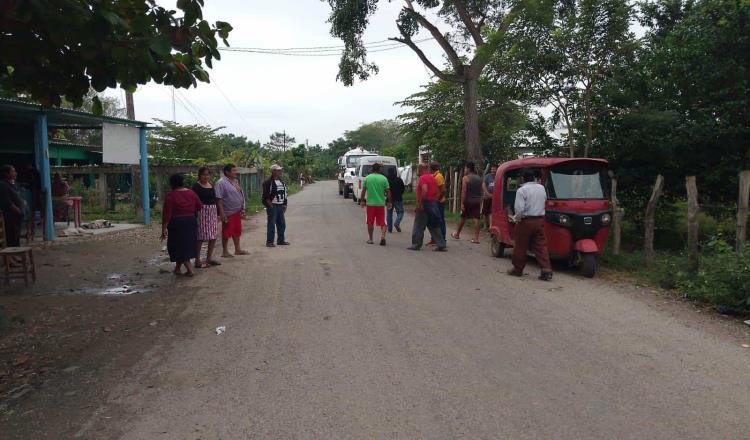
[210,76,253,132]
[174,88,214,126]
[220,38,435,56]
[158,87,205,125]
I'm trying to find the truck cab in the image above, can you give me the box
[337,147,377,198]
[351,156,399,203]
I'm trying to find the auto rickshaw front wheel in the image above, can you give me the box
[581,253,597,278]
[490,236,505,258]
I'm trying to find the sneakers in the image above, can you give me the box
[266,243,276,248]
[433,247,447,252]
[426,240,436,246]
[395,225,401,232]
[277,241,291,245]
[407,246,420,251]
[380,238,386,246]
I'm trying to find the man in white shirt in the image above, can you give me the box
[509,170,553,281]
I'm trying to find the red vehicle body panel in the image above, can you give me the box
[489,157,611,261]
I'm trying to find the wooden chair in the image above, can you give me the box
[0,211,36,286]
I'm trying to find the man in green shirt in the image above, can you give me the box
[359,163,392,245]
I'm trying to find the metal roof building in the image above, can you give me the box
[0,98,151,241]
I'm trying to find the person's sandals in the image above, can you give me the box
[539,272,553,281]
[470,239,480,244]
[366,240,374,244]
[208,260,222,266]
[173,269,182,276]
[407,246,420,251]
[184,272,195,277]
[507,268,523,277]
[195,261,208,269]
[450,232,460,240]
[221,253,234,258]
[395,225,401,232]
[380,238,386,246]
[434,247,447,252]
[235,250,250,255]
[266,243,276,247]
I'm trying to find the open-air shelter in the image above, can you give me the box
[0,98,151,241]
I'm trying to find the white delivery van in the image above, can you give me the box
[337,147,377,198]
[351,155,399,203]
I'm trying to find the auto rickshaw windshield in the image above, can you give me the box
[546,165,609,200]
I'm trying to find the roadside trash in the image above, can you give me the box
[741,344,750,349]
[215,326,226,335]
[149,321,158,327]
[744,320,750,326]
[13,355,29,366]
[102,326,113,332]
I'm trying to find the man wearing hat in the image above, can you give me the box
[262,164,290,247]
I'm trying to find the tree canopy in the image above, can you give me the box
[0,0,232,111]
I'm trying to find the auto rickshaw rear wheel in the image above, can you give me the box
[490,235,505,258]
[581,253,597,278]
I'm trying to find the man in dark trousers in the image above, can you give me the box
[386,167,405,233]
[0,165,25,248]
[262,164,290,248]
[408,164,446,251]
[508,170,553,281]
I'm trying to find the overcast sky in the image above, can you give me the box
[123,0,444,147]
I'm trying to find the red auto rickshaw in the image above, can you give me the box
[489,158,612,277]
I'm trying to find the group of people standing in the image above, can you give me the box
[358,160,552,280]
[161,163,289,276]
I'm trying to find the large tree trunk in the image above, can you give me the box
[463,77,482,164]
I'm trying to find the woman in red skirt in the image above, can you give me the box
[191,167,220,268]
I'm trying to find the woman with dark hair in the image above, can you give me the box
[162,173,202,276]
[191,167,220,268]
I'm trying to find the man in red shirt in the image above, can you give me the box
[408,164,446,251]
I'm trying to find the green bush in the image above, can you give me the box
[677,238,750,313]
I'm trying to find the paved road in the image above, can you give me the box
[89,181,750,439]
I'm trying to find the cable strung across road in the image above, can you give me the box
[220,37,434,56]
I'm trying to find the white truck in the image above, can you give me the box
[337,147,377,198]
[351,155,399,203]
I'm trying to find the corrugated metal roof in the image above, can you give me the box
[0,97,149,126]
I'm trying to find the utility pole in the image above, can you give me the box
[171,86,176,122]
[283,130,286,152]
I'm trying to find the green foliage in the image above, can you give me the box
[148,119,224,164]
[398,78,529,167]
[264,132,296,152]
[343,120,404,151]
[0,0,232,109]
[677,239,750,313]
[497,0,636,157]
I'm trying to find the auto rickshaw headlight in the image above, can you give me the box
[558,214,570,226]
[601,213,612,225]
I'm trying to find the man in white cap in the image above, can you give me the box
[262,164,290,247]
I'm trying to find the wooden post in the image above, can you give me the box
[686,176,699,272]
[611,177,624,256]
[154,167,164,205]
[131,166,143,217]
[737,171,750,253]
[644,174,664,266]
[95,173,108,211]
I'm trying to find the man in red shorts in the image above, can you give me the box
[215,163,248,257]
[359,163,392,246]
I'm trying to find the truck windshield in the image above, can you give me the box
[547,165,608,199]
[347,155,373,167]
[361,165,397,178]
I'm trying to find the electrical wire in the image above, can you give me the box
[158,87,204,125]
[220,37,434,56]
[174,88,214,126]
[210,76,253,132]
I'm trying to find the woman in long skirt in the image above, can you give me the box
[191,166,220,268]
[161,174,202,276]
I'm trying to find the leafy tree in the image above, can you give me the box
[496,0,635,157]
[326,137,358,159]
[398,77,528,167]
[148,119,224,164]
[343,120,404,151]
[324,0,531,164]
[0,0,232,111]
[264,132,296,152]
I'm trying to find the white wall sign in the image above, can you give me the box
[102,123,140,164]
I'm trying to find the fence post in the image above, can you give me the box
[737,170,750,253]
[644,174,664,266]
[686,176,699,272]
[611,177,624,256]
[96,173,108,211]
